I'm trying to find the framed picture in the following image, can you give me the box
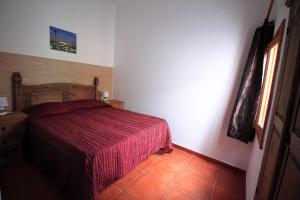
[50,26,77,54]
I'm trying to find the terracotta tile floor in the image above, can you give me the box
[0,147,245,200]
[98,147,245,200]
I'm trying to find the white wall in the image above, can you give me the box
[246,0,290,199]
[0,0,115,67]
[114,0,267,170]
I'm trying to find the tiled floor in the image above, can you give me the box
[98,147,245,200]
[0,147,245,200]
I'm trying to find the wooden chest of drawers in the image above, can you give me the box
[0,112,27,166]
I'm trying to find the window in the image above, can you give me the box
[255,20,285,148]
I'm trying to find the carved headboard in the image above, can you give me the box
[11,72,99,111]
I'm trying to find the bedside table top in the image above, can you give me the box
[0,112,27,124]
[108,100,123,104]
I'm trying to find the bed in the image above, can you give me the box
[11,72,172,200]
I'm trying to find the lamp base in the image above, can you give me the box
[0,112,7,116]
[103,98,110,103]
[0,107,8,116]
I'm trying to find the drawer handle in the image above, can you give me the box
[1,127,6,131]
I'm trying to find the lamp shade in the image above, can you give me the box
[102,91,109,98]
[0,97,8,107]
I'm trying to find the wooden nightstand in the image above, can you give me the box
[0,112,27,167]
[109,100,124,109]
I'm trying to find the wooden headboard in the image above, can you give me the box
[11,72,99,111]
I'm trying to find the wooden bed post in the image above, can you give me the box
[11,72,23,111]
[93,77,99,100]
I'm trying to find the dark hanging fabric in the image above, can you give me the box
[227,20,275,143]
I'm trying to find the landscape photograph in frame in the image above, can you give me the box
[50,26,77,54]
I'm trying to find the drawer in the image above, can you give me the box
[0,144,22,164]
[0,120,26,135]
[0,121,26,143]
[0,137,22,148]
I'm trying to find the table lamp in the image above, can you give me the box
[0,96,9,116]
[102,91,109,102]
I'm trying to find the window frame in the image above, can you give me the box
[255,20,286,149]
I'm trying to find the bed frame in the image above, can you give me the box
[11,72,99,111]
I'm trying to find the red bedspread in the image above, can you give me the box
[27,107,172,200]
